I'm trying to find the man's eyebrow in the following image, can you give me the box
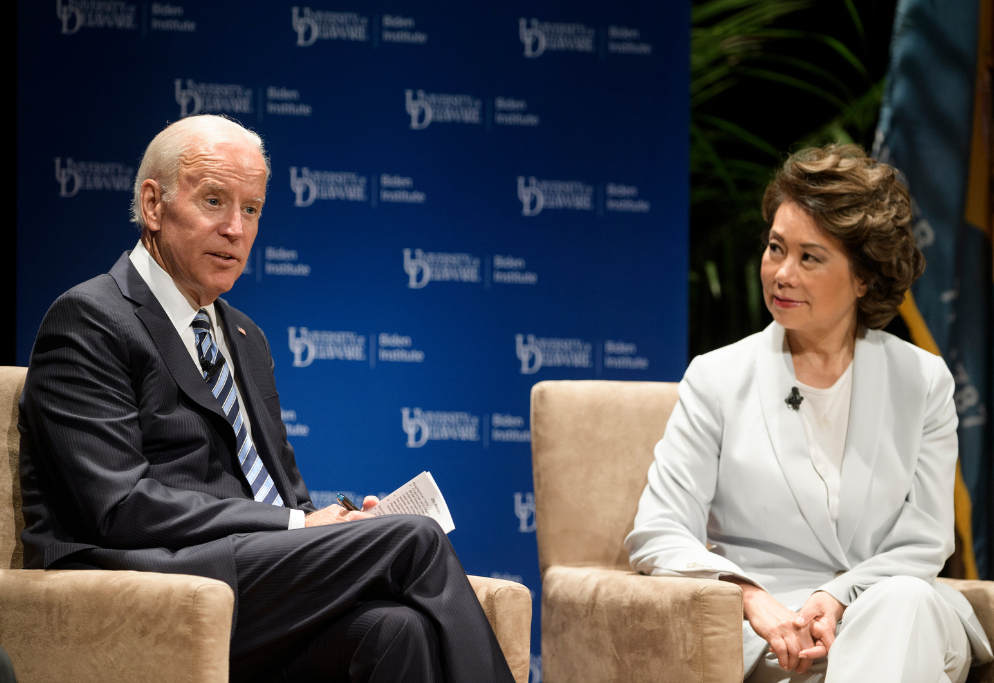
[201,181,226,193]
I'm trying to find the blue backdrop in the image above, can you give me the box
[18,2,689,677]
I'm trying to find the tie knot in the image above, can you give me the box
[192,310,211,331]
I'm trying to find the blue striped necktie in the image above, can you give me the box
[192,310,284,506]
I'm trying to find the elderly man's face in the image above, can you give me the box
[145,137,267,306]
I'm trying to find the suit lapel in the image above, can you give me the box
[836,330,884,556]
[215,301,294,506]
[757,323,849,567]
[110,254,232,431]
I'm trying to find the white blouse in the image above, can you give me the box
[796,361,854,528]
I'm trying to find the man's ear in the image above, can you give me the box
[140,179,165,233]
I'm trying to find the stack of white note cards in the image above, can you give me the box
[367,471,455,534]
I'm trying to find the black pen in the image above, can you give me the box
[337,493,361,512]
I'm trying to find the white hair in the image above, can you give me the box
[130,115,271,228]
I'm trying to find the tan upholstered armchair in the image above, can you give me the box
[0,366,531,683]
[530,380,994,683]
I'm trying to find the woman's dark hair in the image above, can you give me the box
[762,144,924,329]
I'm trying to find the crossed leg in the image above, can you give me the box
[228,514,514,683]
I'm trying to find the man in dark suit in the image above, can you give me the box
[18,115,515,683]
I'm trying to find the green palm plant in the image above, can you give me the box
[688,0,885,355]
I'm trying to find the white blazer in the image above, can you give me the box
[626,323,992,663]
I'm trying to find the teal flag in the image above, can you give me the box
[874,0,992,579]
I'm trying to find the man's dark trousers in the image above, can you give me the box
[72,513,511,683]
[230,514,512,683]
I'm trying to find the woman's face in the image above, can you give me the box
[760,201,867,337]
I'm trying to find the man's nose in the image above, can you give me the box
[221,208,244,237]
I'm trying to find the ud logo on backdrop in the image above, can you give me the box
[515,334,593,374]
[514,492,537,532]
[518,17,595,57]
[403,90,482,129]
[291,7,369,46]
[403,248,430,288]
[289,167,368,206]
[56,0,136,35]
[401,408,430,448]
[402,249,481,288]
[518,19,546,58]
[517,177,544,216]
[174,80,203,118]
[287,327,366,367]
[291,6,319,46]
[401,408,480,447]
[289,167,318,207]
[288,327,316,367]
[174,79,253,119]
[56,0,84,34]
[515,334,542,374]
[54,158,82,198]
[54,158,133,198]
[516,176,593,215]
[405,90,432,130]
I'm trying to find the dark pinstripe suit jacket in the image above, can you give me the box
[18,252,317,590]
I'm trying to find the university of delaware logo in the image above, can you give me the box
[55,158,81,197]
[405,90,432,129]
[291,6,318,46]
[402,408,429,448]
[515,334,542,374]
[56,0,83,34]
[174,79,253,119]
[288,327,316,367]
[518,19,545,57]
[289,167,368,206]
[516,176,593,215]
[400,408,480,448]
[514,334,593,373]
[403,249,429,288]
[291,7,369,46]
[57,0,136,35]
[517,177,544,216]
[174,79,203,118]
[54,157,133,197]
[402,249,481,288]
[514,492,537,532]
[401,408,480,447]
[288,327,366,367]
[516,17,595,57]
[403,90,482,129]
[290,167,317,207]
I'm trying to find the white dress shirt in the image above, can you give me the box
[796,361,853,527]
[129,241,305,529]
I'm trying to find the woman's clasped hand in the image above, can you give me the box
[733,579,846,674]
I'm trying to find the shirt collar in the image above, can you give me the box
[129,240,218,335]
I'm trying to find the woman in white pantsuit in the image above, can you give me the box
[626,145,993,683]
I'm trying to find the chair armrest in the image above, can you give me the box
[938,578,994,642]
[937,578,994,683]
[467,574,532,683]
[542,565,743,683]
[0,569,233,683]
